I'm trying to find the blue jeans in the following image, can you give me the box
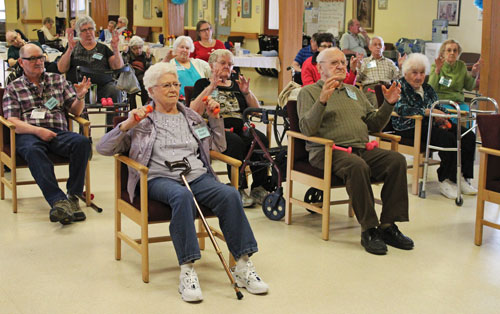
[15,128,91,207]
[148,173,258,265]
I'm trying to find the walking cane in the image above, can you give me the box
[165,158,244,300]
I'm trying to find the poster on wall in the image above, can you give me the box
[437,0,461,26]
[242,0,252,18]
[318,0,346,37]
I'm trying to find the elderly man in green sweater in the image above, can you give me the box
[297,47,414,255]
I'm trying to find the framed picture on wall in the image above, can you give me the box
[437,0,461,26]
[143,0,152,19]
[242,0,252,18]
[353,0,375,32]
[378,0,388,10]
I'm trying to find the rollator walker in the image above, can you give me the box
[419,97,498,205]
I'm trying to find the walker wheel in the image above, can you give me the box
[455,197,463,206]
[304,188,323,213]
[262,192,285,221]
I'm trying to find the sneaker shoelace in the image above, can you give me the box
[182,269,200,290]
[238,261,262,283]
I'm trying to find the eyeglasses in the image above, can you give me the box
[199,28,211,33]
[319,44,334,49]
[130,46,142,50]
[446,48,458,53]
[155,82,181,89]
[320,60,347,67]
[79,27,95,33]
[216,60,234,67]
[22,55,46,62]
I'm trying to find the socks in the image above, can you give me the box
[180,262,194,273]
[236,255,249,269]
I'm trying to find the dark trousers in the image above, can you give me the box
[15,129,91,207]
[222,118,269,190]
[128,80,149,110]
[97,82,121,132]
[396,122,476,182]
[311,147,409,231]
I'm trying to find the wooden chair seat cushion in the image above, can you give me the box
[119,162,217,222]
[477,114,500,193]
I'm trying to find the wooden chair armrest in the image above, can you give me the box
[114,154,149,175]
[210,150,242,168]
[446,109,468,115]
[390,112,423,120]
[479,147,500,157]
[68,114,91,127]
[287,130,334,146]
[0,116,16,130]
[371,132,401,142]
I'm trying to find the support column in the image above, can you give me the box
[278,0,303,93]
[479,0,500,110]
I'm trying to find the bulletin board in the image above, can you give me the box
[304,0,346,37]
[214,0,231,36]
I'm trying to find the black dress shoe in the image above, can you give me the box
[361,228,387,255]
[379,224,414,250]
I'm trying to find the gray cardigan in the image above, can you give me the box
[96,102,226,202]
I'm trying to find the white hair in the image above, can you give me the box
[75,16,96,35]
[172,36,194,53]
[129,36,144,47]
[143,62,178,96]
[316,47,343,63]
[370,36,385,46]
[208,49,234,65]
[402,53,430,75]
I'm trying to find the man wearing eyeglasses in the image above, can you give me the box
[57,15,124,131]
[297,47,414,255]
[357,36,407,106]
[2,43,92,225]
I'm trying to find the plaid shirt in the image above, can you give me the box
[2,72,77,131]
[358,56,401,86]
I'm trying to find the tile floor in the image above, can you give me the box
[1,69,499,314]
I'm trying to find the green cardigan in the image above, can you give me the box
[428,60,477,103]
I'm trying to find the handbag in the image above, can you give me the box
[116,65,141,94]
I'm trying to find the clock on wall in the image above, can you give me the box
[171,0,188,4]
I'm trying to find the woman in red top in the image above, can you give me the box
[301,33,361,86]
[191,20,226,62]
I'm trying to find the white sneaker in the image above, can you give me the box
[460,177,478,195]
[179,268,203,302]
[439,179,458,199]
[232,260,269,294]
[239,189,255,208]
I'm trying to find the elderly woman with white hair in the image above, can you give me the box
[96,62,268,302]
[57,15,124,130]
[122,36,152,109]
[162,35,211,97]
[392,53,477,199]
[190,49,268,207]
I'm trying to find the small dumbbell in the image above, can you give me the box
[332,144,352,154]
[82,191,95,200]
[134,105,154,121]
[365,140,379,151]
[202,96,220,114]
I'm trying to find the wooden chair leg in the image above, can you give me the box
[348,201,354,217]
[12,167,17,213]
[198,218,206,250]
[85,162,91,206]
[115,209,122,261]
[474,199,485,246]
[0,161,4,200]
[321,189,331,241]
[141,226,150,283]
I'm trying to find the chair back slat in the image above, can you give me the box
[286,100,308,162]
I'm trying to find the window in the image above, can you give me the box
[0,0,6,21]
[264,0,279,35]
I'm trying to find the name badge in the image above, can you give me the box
[194,125,210,139]
[30,108,46,119]
[346,87,358,100]
[44,97,59,110]
[92,53,103,60]
[439,76,452,87]
[366,60,377,69]
[210,90,219,98]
